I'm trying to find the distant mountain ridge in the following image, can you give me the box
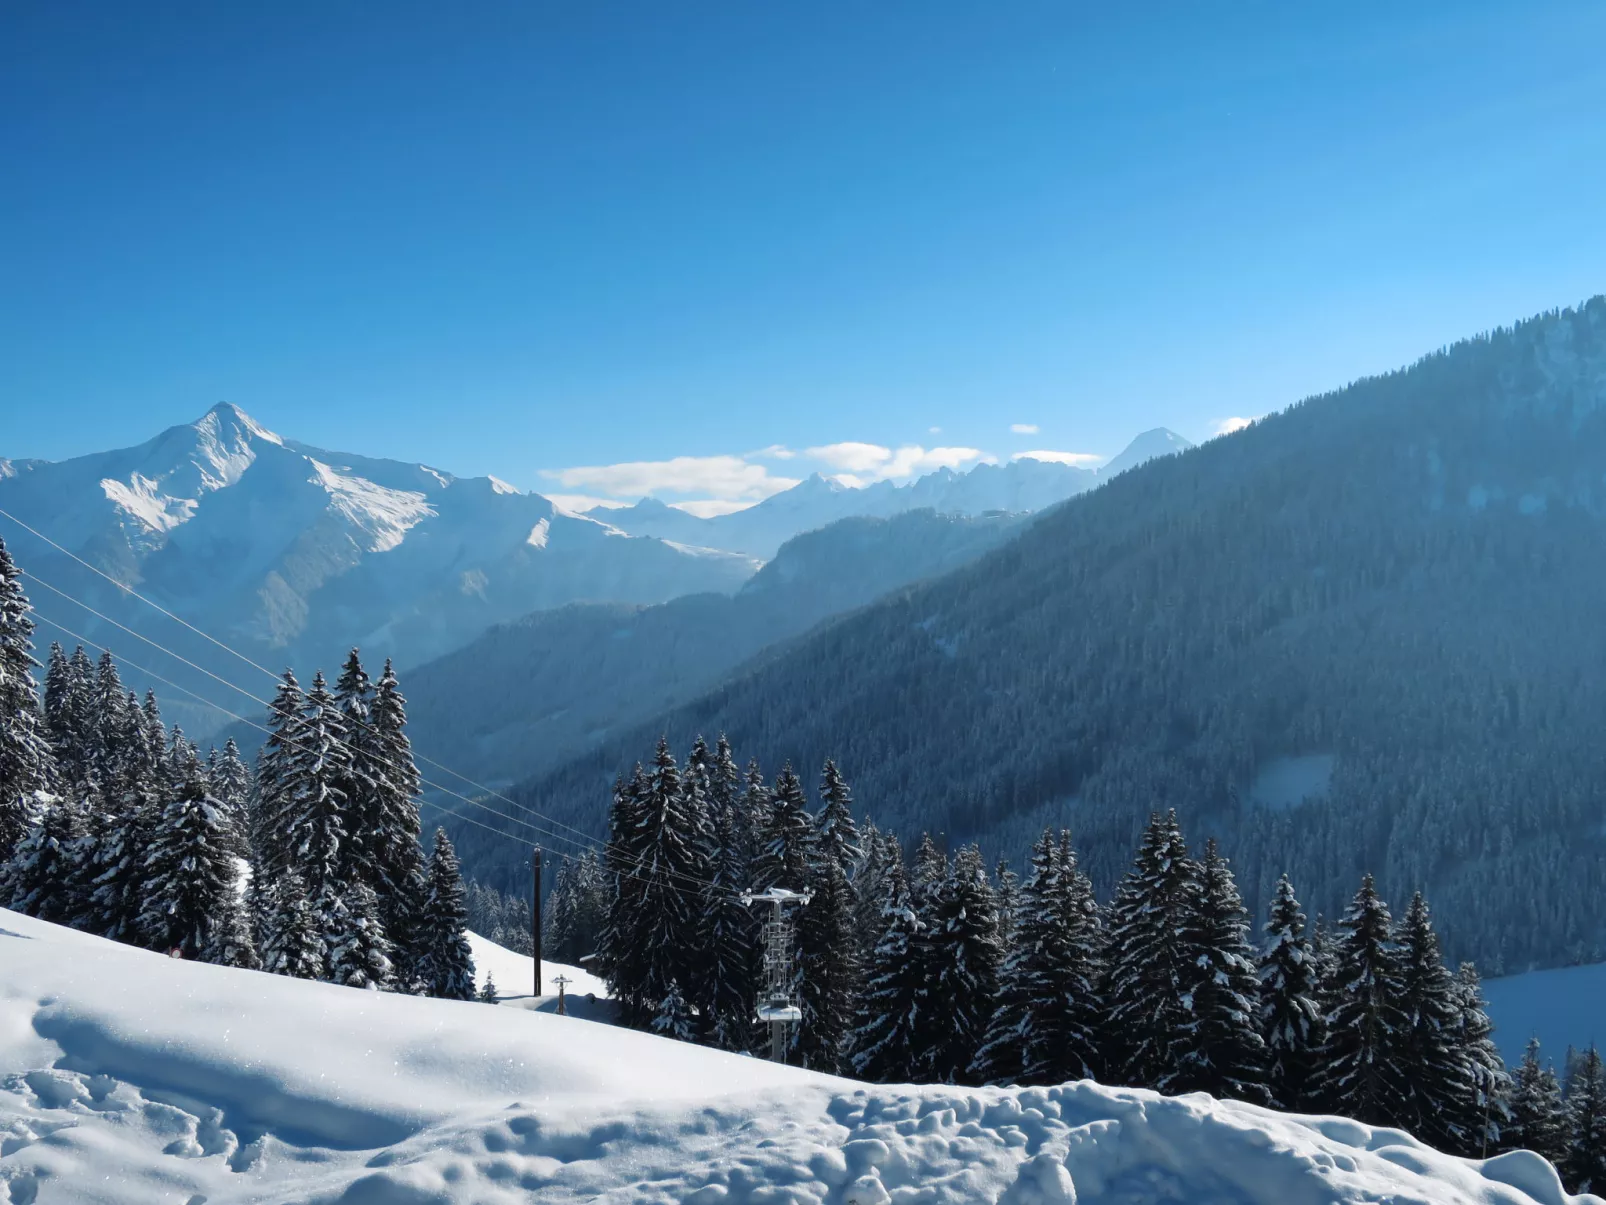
[0,405,759,731]
[599,429,1192,557]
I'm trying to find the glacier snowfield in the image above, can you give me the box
[0,908,1597,1204]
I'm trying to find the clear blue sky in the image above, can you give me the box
[4,1,1605,508]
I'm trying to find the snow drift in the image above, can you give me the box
[0,908,1594,1204]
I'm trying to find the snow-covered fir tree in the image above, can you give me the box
[794,760,860,1072]
[0,537,57,859]
[1563,1046,1606,1195]
[1393,892,1469,1150]
[700,774,758,1053]
[849,840,924,1083]
[43,642,95,794]
[254,670,304,878]
[259,869,325,980]
[209,738,253,857]
[1505,1039,1569,1167]
[1171,839,1270,1104]
[630,738,712,1022]
[326,880,393,990]
[751,762,812,893]
[287,672,354,940]
[366,660,427,968]
[138,751,255,965]
[1257,873,1322,1110]
[1450,961,1508,1157]
[1101,810,1200,1091]
[78,695,161,944]
[652,979,697,1044]
[970,830,1052,1086]
[1312,874,1409,1127]
[417,828,475,1000]
[993,856,1020,951]
[477,973,498,1003]
[922,844,1002,1085]
[331,649,380,888]
[599,765,652,1025]
[1,796,83,923]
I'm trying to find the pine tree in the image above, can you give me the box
[752,762,812,893]
[43,642,92,793]
[905,833,950,1078]
[478,974,499,1004]
[326,881,394,990]
[796,846,858,1073]
[138,752,253,964]
[922,845,1002,1085]
[1450,961,1508,1158]
[1505,1039,1569,1167]
[210,738,253,857]
[1101,810,1200,1091]
[850,845,924,1083]
[1,797,84,922]
[1312,875,1409,1127]
[259,870,325,979]
[970,831,1050,1086]
[1563,1046,1606,1195]
[254,670,304,878]
[632,738,712,1025]
[418,828,475,1000]
[1257,874,1322,1110]
[79,697,161,943]
[0,537,57,859]
[653,980,697,1043]
[332,649,380,888]
[1172,839,1270,1104]
[1394,892,1468,1149]
[599,765,652,1025]
[367,660,426,948]
[287,672,353,940]
[993,857,1020,951]
[852,824,897,957]
[701,778,758,1053]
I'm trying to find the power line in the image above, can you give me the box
[9,535,737,899]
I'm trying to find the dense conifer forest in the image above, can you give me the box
[0,536,475,998]
[483,300,1606,975]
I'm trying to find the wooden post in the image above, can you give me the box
[532,846,543,999]
[553,973,571,1016]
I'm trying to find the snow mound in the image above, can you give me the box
[0,909,1594,1204]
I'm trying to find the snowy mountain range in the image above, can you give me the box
[0,407,1190,735]
[0,405,758,724]
[601,427,1194,557]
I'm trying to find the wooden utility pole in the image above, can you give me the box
[532,846,543,998]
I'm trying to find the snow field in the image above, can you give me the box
[1,911,1598,1204]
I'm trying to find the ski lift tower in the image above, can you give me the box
[740,886,812,1063]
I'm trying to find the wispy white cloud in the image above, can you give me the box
[1013,449,1103,467]
[928,426,942,434]
[806,442,988,482]
[751,444,796,461]
[1010,423,1039,435]
[1212,416,1257,436]
[541,455,800,503]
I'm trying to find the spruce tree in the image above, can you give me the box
[138,752,253,964]
[922,844,1002,1085]
[1172,839,1271,1104]
[1394,892,1468,1149]
[905,833,950,1078]
[1563,1046,1606,1195]
[971,831,1051,1086]
[326,881,394,990]
[993,857,1020,951]
[1257,874,1322,1110]
[599,765,651,1025]
[1,797,84,923]
[1312,874,1409,1127]
[418,828,475,1000]
[332,649,380,888]
[631,738,711,1023]
[1020,831,1103,1086]
[367,660,426,944]
[701,775,758,1053]
[653,980,697,1043]
[0,537,57,859]
[478,973,499,1004]
[1451,961,1509,1157]
[1505,1039,1569,1167]
[42,642,93,793]
[287,671,353,938]
[259,870,325,980]
[793,760,861,1071]
[79,698,161,944]
[850,845,924,1084]
[751,762,812,893]
[210,738,253,857]
[1102,810,1200,1091]
[254,670,304,878]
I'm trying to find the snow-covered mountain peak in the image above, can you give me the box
[487,475,520,496]
[1101,427,1194,478]
[306,457,436,553]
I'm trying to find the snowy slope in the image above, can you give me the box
[1,910,1593,1205]
[1483,962,1606,1066]
[0,405,758,734]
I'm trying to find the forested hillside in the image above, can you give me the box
[399,508,1022,785]
[467,299,1606,973]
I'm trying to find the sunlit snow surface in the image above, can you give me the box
[1,911,1596,1205]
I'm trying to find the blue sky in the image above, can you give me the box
[4,1,1605,513]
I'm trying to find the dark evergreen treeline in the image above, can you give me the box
[541,731,1606,1191]
[0,536,474,998]
[493,301,1606,976]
